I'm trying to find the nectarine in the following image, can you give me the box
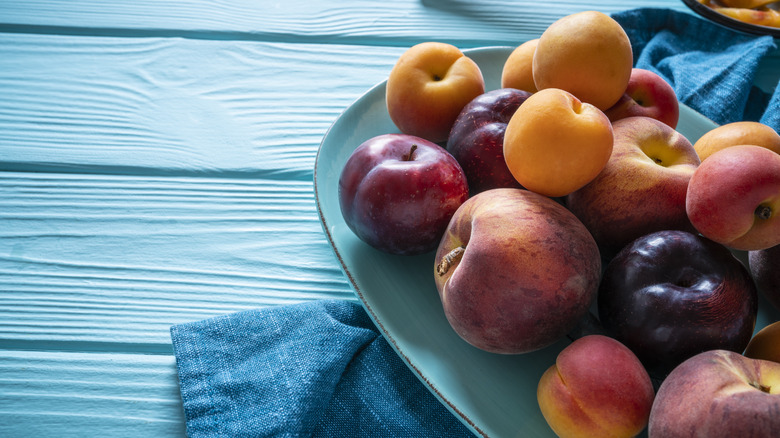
[537,335,655,438]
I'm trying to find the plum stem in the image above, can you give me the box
[756,204,772,220]
[403,144,418,161]
[436,246,465,276]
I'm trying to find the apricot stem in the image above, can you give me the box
[403,144,418,161]
[756,204,772,220]
[436,246,465,276]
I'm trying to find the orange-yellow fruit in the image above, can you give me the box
[533,11,633,111]
[503,88,613,197]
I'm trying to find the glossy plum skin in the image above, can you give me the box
[446,88,531,194]
[598,230,758,378]
[338,133,469,256]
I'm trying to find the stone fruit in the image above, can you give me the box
[745,321,780,364]
[598,230,758,378]
[749,244,780,312]
[533,11,633,111]
[338,133,468,255]
[693,121,780,161]
[503,88,613,197]
[604,68,680,129]
[433,188,600,354]
[386,42,485,143]
[537,335,655,438]
[686,144,780,251]
[500,39,539,93]
[566,116,699,257]
[649,349,780,438]
[446,88,531,194]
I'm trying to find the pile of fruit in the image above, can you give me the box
[699,0,780,28]
[336,10,780,438]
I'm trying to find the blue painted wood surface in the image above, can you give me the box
[0,1,778,436]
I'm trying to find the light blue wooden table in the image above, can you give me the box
[1,1,778,436]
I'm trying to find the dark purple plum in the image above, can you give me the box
[749,245,780,313]
[338,133,469,256]
[598,230,758,379]
[446,88,532,194]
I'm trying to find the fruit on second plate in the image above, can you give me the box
[693,121,780,161]
[686,144,780,251]
[533,10,633,111]
[338,133,469,256]
[501,39,539,93]
[503,88,613,197]
[749,244,780,312]
[604,68,680,129]
[446,88,532,194]
[537,335,655,438]
[598,230,758,378]
[433,188,601,354]
[386,42,485,143]
[745,321,780,364]
[567,116,700,257]
[649,349,780,438]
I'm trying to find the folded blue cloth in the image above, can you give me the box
[170,8,779,438]
[612,8,778,130]
[170,300,473,437]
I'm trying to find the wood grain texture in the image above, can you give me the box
[0,0,691,46]
[0,350,186,437]
[0,33,403,178]
[0,171,354,347]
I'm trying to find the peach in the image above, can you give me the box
[686,145,780,251]
[745,321,780,364]
[500,39,539,93]
[386,42,485,143]
[503,87,613,197]
[533,11,633,111]
[649,350,780,438]
[433,188,601,354]
[537,335,655,438]
[566,116,700,256]
[693,121,780,161]
[604,68,680,129]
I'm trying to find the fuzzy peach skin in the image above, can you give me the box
[537,335,655,438]
[649,350,780,438]
[501,39,539,93]
[693,121,780,161]
[386,42,485,143]
[503,88,613,197]
[604,68,680,129]
[433,188,601,354]
[533,11,633,111]
[566,116,700,256]
[686,145,780,251]
[745,321,780,364]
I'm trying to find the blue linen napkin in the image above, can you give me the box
[170,8,779,438]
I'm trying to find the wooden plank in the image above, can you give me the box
[0,0,691,46]
[0,33,404,177]
[0,171,355,347]
[0,350,186,437]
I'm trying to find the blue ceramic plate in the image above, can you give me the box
[314,46,773,437]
